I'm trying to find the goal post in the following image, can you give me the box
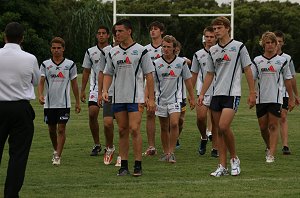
[113,0,234,38]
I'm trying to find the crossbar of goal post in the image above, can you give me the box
[113,0,234,38]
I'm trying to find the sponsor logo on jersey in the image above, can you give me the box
[155,54,161,59]
[261,65,276,72]
[158,64,164,69]
[169,70,176,77]
[50,72,65,79]
[117,57,132,65]
[223,54,231,61]
[131,50,138,55]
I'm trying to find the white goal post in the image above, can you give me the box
[113,0,234,38]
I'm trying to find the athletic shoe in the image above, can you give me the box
[266,155,275,163]
[103,146,115,165]
[168,153,176,163]
[90,145,101,156]
[115,156,121,167]
[230,157,241,176]
[282,146,291,155]
[210,164,229,177]
[117,168,130,176]
[206,129,212,141]
[198,139,208,155]
[211,149,219,158]
[143,146,157,156]
[133,166,142,177]
[52,156,61,166]
[52,151,58,162]
[176,139,180,149]
[158,153,169,162]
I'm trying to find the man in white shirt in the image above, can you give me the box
[0,22,40,198]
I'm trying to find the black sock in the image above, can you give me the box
[134,160,142,169]
[121,160,128,170]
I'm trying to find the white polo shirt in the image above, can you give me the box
[0,43,40,101]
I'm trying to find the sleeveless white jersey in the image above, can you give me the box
[191,48,213,96]
[207,40,252,96]
[104,43,154,103]
[279,53,296,97]
[40,58,77,108]
[252,54,292,104]
[82,45,106,91]
[153,56,192,105]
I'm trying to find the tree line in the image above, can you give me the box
[1,0,300,72]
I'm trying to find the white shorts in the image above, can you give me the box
[89,90,98,103]
[203,95,212,107]
[155,102,181,117]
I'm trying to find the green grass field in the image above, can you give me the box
[1,74,300,198]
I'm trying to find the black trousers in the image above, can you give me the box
[0,101,35,198]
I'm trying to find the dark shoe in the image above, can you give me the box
[211,149,219,158]
[198,139,208,155]
[282,146,291,155]
[176,139,180,149]
[133,166,142,177]
[117,168,130,176]
[90,145,102,156]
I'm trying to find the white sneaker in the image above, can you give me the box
[210,164,229,177]
[266,155,275,163]
[115,156,121,167]
[104,146,115,165]
[52,156,61,165]
[52,151,58,162]
[230,157,241,176]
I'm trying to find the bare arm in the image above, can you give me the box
[97,71,104,106]
[102,74,113,102]
[244,65,256,109]
[291,76,300,105]
[71,77,81,113]
[80,68,91,103]
[38,76,45,105]
[191,71,198,89]
[184,78,195,110]
[145,72,155,112]
[284,79,295,111]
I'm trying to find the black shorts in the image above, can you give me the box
[88,101,100,107]
[180,98,187,112]
[282,97,288,110]
[103,96,114,118]
[210,96,240,112]
[44,108,70,125]
[256,103,281,118]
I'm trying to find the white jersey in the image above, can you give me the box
[145,43,162,62]
[191,48,213,96]
[207,40,252,96]
[252,54,292,104]
[104,43,154,103]
[153,56,192,105]
[40,58,77,108]
[102,44,114,96]
[279,53,296,97]
[82,45,106,91]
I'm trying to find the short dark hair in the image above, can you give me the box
[4,22,24,44]
[148,21,165,33]
[97,25,109,34]
[203,26,214,35]
[274,30,285,41]
[115,19,133,32]
[211,16,231,33]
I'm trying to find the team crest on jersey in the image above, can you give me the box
[112,51,120,57]
[91,52,97,56]
[47,65,53,70]
[131,50,138,55]
[261,65,276,72]
[211,49,219,55]
[275,60,282,65]
[158,63,164,69]
[155,54,161,59]
[175,63,181,69]
[200,54,206,59]
[258,60,264,64]
[229,46,237,52]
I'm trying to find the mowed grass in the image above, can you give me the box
[1,74,300,198]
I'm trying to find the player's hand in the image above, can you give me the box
[147,98,155,113]
[39,95,45,105]
[75,103,81,113]
[97,93,103,108]
[102,91,109,102]
[80,92,86,103]
[288,98,295,112]
[144,97,149,108]
[189,97,195,110]
[197,95,204,106]
[295,96,300,106]
[248,92,256,109]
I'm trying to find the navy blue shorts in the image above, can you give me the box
[210,96,240,112]
[112,103,144,113]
